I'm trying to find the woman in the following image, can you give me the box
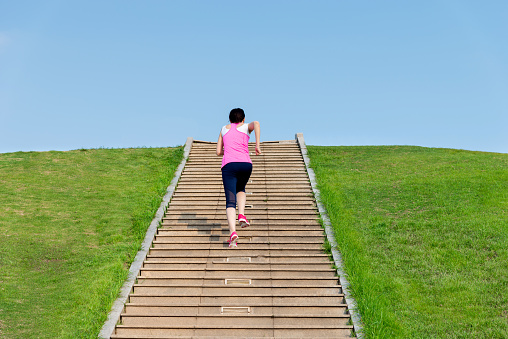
[216,108,261,248]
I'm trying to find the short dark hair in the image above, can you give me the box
[229,108,245,123]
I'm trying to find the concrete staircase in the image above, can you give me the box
[110,139,353,338]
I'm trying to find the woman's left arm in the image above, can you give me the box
[216,132,224,156]
[248,121,261,155]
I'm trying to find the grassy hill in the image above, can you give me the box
[307,146,508,338]
[0,145,506,338]
[0,147,183,338]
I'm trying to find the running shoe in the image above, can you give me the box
[238,214,250,228]
[228,231,238,248]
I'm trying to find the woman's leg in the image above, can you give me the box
[226,207,237,234]
[237,191,246,216]
[236,163,252,225]
[222,163,238,236]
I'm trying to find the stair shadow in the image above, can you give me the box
[178,212,229,246]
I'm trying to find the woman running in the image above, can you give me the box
[216,108,261,248]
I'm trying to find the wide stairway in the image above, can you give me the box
[110,139,353,338]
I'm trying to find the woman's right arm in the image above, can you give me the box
[248,121,261,155]
[216,132,224,156]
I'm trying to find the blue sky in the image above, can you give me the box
[1,1,507,153]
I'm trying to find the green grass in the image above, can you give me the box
[0,147,183,338]
[307,146,508,339]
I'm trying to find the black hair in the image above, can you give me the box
[229,108,245,123]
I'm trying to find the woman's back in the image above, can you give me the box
[221,122,251,168]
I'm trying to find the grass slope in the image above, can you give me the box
[0,147,183,338]
[307,146,507,339]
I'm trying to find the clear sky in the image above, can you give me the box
[1,1,507,153]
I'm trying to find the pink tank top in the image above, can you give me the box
[221,123,252,168]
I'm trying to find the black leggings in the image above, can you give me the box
[221,162,253,209]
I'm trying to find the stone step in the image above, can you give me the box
[191,149,301,153]
[119,314,350,327]
[185,161,302,166]
[186,160,305,165]
[160,221,321,226]
[184,163,306,169]
[159,222,320,228]
[171,192,314,197]
[175,183,311,188]
[177,179,311,184]
[183,169,306,173]
[167,201,314,205]
[163,206,317,211]
[190,150,302,154]
[176,183,311,187]
[131,286,342,296]
[138,269,336,279]
[171,193,314,198]
[127,294,345,305]
[145,254,331,263]
[167,201,306,205]
[173,190,309,195]
[189,152,302,156]
[162,212,318,217]
[151,243,324,250]
[182,170,307,174]
[161,215,319,219]
[147,248,326,256]
[200,184,299,191]
[163,211,316,216]
[168,197,313,202]
[167,200,315,204]
[152,236,324,244]
[122,304,348,316]
[160,218,321,223]
[176,179,291,183]
[160,216,321,222]
[195,149,301,154]
[156,225,322,231]
[155,231,324,237]
[134,277,340,286]
[187,158,304,162]
[183,164,306,169]
[157,226,324,232]
[160,218,319,223]
[156,230,324,236]
[141,262,332,270]
[112,330,352,339]
[168,198,315,203]
[181,177,309,182]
